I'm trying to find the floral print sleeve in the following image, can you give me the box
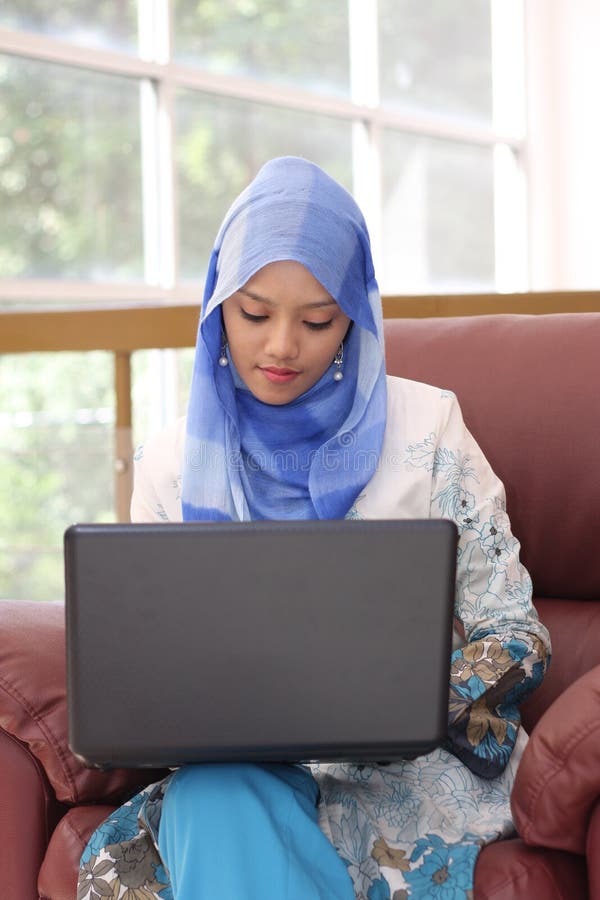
[408,391,551,779]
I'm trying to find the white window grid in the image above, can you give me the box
[0,0,528,306]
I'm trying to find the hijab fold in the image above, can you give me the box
[182,157,387,521]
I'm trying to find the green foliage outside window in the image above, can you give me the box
[0,353,114,601]
[0,55,143,280]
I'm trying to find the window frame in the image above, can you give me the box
[0,0,528,303]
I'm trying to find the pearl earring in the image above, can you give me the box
[218,331,229,367]
[333,342,344,381]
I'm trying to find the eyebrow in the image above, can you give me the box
[238,288,336,310]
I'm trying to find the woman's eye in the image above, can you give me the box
[305,320,333,331]
[240,309,267,323]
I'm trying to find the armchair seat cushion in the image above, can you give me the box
[38,805,116,900]
[473,838,588,899]
[512,663,600,854]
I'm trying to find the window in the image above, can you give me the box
[0,1,527,599]
[176,91,354,281]
[0,55,144,280]
[1,0,527,298]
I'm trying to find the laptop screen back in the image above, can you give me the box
[65,519,456,768]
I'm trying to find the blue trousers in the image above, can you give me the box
[157,762,355,899]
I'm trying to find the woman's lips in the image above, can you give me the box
[260,366,300,384]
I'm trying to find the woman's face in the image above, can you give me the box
[221,260,351,405]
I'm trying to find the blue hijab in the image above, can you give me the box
[182,157,387,521]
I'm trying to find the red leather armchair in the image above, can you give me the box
[1,312,599,900]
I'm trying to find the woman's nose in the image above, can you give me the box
[264,322,299,360]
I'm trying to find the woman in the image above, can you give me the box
[78,157,550,900]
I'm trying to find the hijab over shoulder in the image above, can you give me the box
[182,157,387,521]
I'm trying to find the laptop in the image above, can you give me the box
[65,519,456,768]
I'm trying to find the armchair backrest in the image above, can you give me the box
[383,313,600,603]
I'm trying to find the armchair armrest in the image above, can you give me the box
[0,728,67,900]
[511,663,600,855]
[0,600,166,805]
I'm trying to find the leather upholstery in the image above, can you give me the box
[38,806,116,900]
[520,598,600,733]
[0,728,66,900]
[587,800,600,899]
[512,664,600,854]
[473,839,588,899]
[384,313,600,601]
[1,312,599,899]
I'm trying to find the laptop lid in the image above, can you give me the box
[65,519,456,768]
